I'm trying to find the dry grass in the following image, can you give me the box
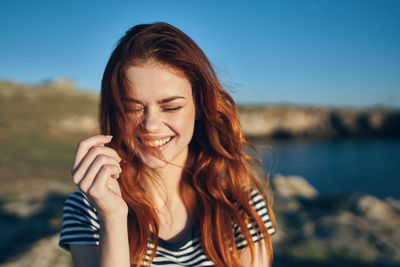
[0,81,98,266]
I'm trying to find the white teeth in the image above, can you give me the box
[142,137,172,147]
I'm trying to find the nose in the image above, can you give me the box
[144,108,162,132]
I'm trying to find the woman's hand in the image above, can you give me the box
[71,135,128,219]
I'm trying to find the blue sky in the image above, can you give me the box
[1,0,399,107]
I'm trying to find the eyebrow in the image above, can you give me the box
[123,96,186,104]
[158,96,186,104]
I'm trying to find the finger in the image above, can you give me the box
[74,154,122,188]
[86,165,121,200]
[72,135,113,171]
[72,145,121,179]
[75,153,121,187]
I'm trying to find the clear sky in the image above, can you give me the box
[1,0,399,108]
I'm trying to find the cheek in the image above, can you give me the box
[173,109,195,138]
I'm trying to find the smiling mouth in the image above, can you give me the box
[139,136,173,147]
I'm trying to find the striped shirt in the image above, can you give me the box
[59,190,275,266]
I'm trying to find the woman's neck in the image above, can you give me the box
[145,162,184,211]
[146,147,189,210]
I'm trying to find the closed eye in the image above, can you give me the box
[162,106,182,112]
[125,103,144,113]
[125,107,144,113]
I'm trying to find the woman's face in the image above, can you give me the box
[124,62,196,169]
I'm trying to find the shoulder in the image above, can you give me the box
[248,189,275,234]
[63,190,99,221]
[233,189,275,250]
[59,190,100,251]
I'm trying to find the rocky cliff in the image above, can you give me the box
[239,105,400,140]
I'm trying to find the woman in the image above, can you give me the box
[59,22,275,267]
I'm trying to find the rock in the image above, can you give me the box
[272,177,400,265]
[355,195,398,221]
[386,197,400,213]
[272,174,318,199]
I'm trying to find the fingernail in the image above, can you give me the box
[106,135,113,140]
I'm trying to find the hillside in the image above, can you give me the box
[0,79,98,197]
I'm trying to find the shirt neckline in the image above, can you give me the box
[157,225,195,251]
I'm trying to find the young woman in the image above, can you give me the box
[59,22,276,267]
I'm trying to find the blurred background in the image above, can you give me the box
[0,1,399,266]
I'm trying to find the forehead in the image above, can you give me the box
[125,62,192,101]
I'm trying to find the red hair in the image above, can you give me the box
[100,22,275,266]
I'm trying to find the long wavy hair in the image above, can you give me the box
[100,22,275,266]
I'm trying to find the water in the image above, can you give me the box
[258,138,400,199]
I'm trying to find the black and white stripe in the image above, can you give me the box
[233,190,275,250]
[59,189,275,266]
[59,190,100,248]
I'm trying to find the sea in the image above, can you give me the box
[257,138,400,199]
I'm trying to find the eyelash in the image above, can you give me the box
[162,106,182,112]
[126,106,182,113]
[126,108,143,113]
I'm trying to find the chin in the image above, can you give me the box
[140,155,168,169]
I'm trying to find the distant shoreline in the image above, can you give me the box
[239,105,400,139]
[1,79,399,139]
